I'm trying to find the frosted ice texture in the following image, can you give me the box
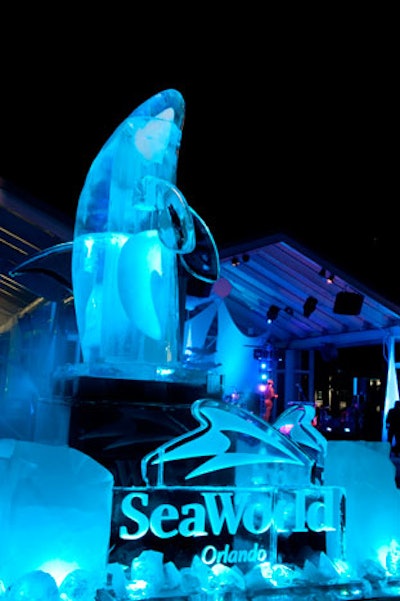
[324,440,400,567]
[0,439,113,589]
[72,89,199,379]
[4,570,60,601]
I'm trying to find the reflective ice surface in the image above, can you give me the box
[274,403,328,483]
[4,85,400,600]
[72,89,219,381]
[141,399,315,487]
[0,439,113,590]
[105,401,347,598]
[72,90,191,375]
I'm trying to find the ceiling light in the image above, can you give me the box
[320,267,334,283]
[266,305,280,323]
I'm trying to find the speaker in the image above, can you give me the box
[333,292,364,315]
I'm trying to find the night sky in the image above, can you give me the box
[1,12,398,301]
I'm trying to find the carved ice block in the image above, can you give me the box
[0,439,114,588]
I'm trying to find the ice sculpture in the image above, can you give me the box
[8,87,400,599]
[111,399,345,583]
[0,439,113,589]
[324,440,400,567]
[274,403,328,483]
[72,88,219,381]
[141,398,315,488]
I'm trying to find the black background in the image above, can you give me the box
[1,8,398,300]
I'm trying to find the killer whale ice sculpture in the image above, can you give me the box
[9,89,219,382]
[72,88,219,380]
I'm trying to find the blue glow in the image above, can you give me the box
[5,570,59,600]
[0,439,113,590]
[141,398,315,487]
[72,89,219,380]
[5,88,400,599]
[39,559,80,587]
[383,539,400,576]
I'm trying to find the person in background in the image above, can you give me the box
[263,378,278,422]
[386,400,400,456]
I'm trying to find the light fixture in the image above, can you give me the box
[231,255,249,267]
[303,296,318,318]
[266,305,280,323]
[319,267,334,284]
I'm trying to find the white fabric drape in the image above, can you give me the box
[215,300,266,396]
[184,297,266,398]
[382,336,400,442]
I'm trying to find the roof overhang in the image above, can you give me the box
[216,234,400,351]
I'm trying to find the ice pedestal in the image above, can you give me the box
[0,439,114,589]
[324,440,400,569]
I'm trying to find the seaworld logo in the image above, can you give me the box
[119,488,339,541]
[140,398,321,486]
[116,399,343,560]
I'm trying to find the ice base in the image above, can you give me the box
[4,565,400,600]
[54,359,212,388]
[98,558,400,600]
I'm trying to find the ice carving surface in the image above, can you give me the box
[71,89,220,381]
[324,440,400,567]
[142,399,314,487]
[118,230,172,341]
[114,401,346,592]
[0,439,113,589]
[72,89,195,374]
[273,403,327,480]
[5,570,60,601]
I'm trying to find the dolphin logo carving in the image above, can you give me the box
[142,399,314,486]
